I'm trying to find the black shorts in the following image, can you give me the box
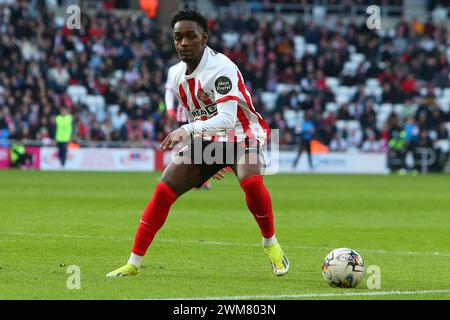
[178,137,263,187]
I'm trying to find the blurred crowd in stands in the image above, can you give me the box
[0,0,449,162]
[214,0,404,8]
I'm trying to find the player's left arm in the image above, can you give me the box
[180,64,239,136]
[181,99,237,135]
[160,100,237,150]
[160,64,239,149]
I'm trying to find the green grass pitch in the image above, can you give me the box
[0,170,449,300]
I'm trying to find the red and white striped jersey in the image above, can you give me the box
[165,64,188,124]
[169,46,269,143]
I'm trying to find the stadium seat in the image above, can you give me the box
[326,102,339,113]
[374,86,383,99]
[343,61,358,76]
[294,35,305,47]
[438,98,450,112]
[135,95,150,107]
[67,85,87,104]
[222,32,239,48]
[108,104,120,115]
[366,78,380,88]
[443,88,450,98]
[380,103,393,114]
[377,29,387,37]
[261,92,277,111]
[114,70,123,80]
[305,44,317,55]
[434,88,442,97]
[364,86,382,99]
[436,140,450,153]
[350,53,365,64]
[336,94,350,105]
[335,86,356,104]
[335,120,348,131]
[377,107,392,127]
[429,130,438,140]
[84,95,105,114]
[294,45,305,59]
[283,110,298,129]
[276,84,294,93]
[446,122,450,134]
[394,104,404,115]
[347,120,361,131]
[325,77,339,91]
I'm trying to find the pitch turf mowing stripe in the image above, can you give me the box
[161,289,450,300]
[3,231,450,258]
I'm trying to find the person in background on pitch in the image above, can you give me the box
[10,139,33,169]
[292,110,315,171]
[55,107,73,168]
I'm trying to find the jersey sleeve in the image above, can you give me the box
[181,99,237,135]
[212,63,240,105]
[165,66,175,90]
[165,66,182,111]
[165,86,176,111]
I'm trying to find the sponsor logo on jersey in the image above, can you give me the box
[215,76,232,95]
[191,104,218,118]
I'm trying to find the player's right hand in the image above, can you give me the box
[160,128,189,150]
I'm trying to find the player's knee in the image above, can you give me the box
[236,164,262,182]
[160,176,178,193]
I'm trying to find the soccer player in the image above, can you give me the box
[107,9,289,277]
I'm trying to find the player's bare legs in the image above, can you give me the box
[232,152,289,276]
[160,157,205,196]
[107,157,205,277]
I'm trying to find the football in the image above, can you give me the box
[322,248,366,288]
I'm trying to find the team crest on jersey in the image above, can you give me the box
[197,88,212,104]
[215,76,232,95]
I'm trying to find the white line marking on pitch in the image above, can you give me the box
[2,231,450,258]
[162,289,450,300]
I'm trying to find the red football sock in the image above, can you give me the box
[240,175,275,239]
[131,181,177,256]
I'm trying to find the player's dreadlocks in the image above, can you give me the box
[170,9,208,33]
